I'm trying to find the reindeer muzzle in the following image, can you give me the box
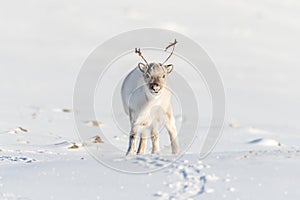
[149,83,161,93]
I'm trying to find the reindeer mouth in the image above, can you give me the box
[150,88,161,94]
[151,90,161,95]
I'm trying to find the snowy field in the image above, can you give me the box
[1,0,300,199]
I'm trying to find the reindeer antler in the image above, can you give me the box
[135,48,149,65]
[162,39,178,65]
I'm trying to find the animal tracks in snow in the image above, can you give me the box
[153,159,217,199]
[0,155,37,164]
[129,155,223,199]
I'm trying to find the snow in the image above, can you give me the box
[1,0,300,199]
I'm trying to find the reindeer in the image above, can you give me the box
[121,39,179,156]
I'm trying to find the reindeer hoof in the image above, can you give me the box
[137,150,145,155]
[151,150,160,155]
[126,149,137,156]
[172,149,180,154]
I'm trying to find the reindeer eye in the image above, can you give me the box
[162,75,166,78]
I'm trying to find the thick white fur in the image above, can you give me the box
[121,63,179,155]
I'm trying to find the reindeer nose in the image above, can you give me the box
[150,83,161,92]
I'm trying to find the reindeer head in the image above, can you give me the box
[135,39,177,96]
[138,62,173,95]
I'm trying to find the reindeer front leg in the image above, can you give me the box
[165,106,179,154]
[126,125,138,156]
[137,128,149,155]
[151,125,160,154]
[126,112,139,156]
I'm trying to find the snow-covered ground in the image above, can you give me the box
[1,0,300,199]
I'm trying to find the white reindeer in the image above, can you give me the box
[121,40,179,155]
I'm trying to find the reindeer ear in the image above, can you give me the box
[138,63,148,73]
[165,64,174,73]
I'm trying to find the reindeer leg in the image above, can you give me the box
[137,129,147,155]
[126,126,138,156]
[151,126,160,154]
[165,106,179,154]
